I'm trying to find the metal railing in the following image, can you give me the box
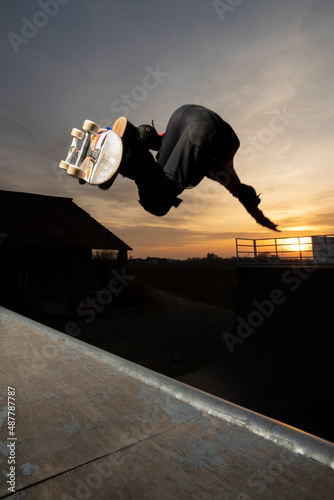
[236,234,334,267]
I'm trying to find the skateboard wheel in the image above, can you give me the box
[59,161,70,170]
[67,165,84,179]
[82,120,100,135]
[71,128,84,140]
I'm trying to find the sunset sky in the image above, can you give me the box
[1,0,333,258]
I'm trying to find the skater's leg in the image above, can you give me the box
[115,118,182,216]
[131,146,182,216]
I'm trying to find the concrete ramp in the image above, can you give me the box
[1,306,334,499]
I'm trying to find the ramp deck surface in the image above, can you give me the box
[0,306,333,499]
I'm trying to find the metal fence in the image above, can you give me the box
[236,234,334,267]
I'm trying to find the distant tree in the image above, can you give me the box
[206,252,220,262]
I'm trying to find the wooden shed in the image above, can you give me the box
[0,190,132,313]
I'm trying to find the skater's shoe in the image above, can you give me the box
[137,121,162,151]
[112,117,129,138]
[112,117,139,156]
[113,117,162,150]
[97,117,137,190]
[98,117,138,183]
[112,116,159,180]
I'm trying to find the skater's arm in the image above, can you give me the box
[208,155,280,231]
[207,154,242,198]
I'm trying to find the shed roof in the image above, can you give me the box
[0,190,132,250]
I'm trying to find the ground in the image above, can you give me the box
[61,266,238,378]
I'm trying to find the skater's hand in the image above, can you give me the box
[98,128,108,134]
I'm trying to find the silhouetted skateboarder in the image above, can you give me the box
[100,104,279,231]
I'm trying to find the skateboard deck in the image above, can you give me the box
[59,120,123,185]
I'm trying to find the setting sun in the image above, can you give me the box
[283,237,312,254]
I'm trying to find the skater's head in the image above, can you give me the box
[138,121,162,151]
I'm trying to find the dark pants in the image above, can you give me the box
[123,104,240,216]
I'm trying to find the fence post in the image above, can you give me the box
[298,237,303,266]
[236,239,239,266]
[253,240,258,266]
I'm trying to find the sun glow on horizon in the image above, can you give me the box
[284,237,312,254]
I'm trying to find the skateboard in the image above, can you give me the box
[59,119,123,185]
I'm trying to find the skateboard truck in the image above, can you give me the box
[59,121,100,176]
[90,148,101,163]
[58,119,123,185]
